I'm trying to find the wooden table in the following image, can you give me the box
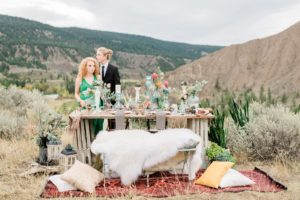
[70,110,214,165]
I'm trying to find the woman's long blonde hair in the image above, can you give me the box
[77,57,100,80]
[97,47,113,60]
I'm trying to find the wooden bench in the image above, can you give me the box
[143,148,196,187]
[70,110,213,170]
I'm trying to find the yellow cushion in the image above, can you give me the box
[194,161,234,188]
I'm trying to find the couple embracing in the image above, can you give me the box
[74,47,120,135]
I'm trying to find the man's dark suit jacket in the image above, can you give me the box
[102,63,120,94]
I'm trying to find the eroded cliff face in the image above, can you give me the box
[166,22,300,96]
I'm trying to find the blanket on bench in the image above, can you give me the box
[91,128,203,185]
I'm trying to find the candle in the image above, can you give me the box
[115,84,121,94]
[182,85,187,95]
[95,87,101,111]
[134,86,141,104]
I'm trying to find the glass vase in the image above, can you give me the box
[162,94,169,110]
[178,99,186,114]
[188,93,200,109]
[113,93,123,110]
[145,76,153,97]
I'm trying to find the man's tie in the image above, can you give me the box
[102,65,105,80]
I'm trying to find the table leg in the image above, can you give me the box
[186,118,209,168]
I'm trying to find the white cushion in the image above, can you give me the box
[219,169,255,188]
[48,175,77,192]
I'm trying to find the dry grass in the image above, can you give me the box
[0,138,46,200]
[0,136,299,200]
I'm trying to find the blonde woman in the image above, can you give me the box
[75,57,103,135]
[96,47,120,95]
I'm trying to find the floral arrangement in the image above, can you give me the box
[186,80,208,96]
[151,67,169,94]
[92,80,116,106]
[178,80,208,112]
[149,67,169,109]
[92,79,103,87]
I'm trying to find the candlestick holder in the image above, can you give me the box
[113,92,123,110]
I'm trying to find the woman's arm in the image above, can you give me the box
[75,78,85,107]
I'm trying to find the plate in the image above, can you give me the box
[148,111,171,115]
[108,110,133,115]
[124,110,133,114]
[195,108,210,116]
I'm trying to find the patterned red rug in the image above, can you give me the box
[40,167,287,198]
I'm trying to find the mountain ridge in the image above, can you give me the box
[166,21,300,97]
[0,14,222,79]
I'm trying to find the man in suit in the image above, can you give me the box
[96,47,120,95]
[96,47,121,130]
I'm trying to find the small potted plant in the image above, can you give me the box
[206,142,236,163]
[35,111,66,165]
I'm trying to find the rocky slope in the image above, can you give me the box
[166,21,300,96]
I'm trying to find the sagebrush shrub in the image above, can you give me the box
[227,102,300,161]
[0,86,58,139]
[0,86,45,116]
[0,110,26,139]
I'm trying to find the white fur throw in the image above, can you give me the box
[91,128,203,185]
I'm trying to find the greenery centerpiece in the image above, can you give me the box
[35,109,66,164]
[186,80,208,109]
[92,79,115,109]
[178,80,207,113]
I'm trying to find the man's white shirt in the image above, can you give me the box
[101,62,109,77]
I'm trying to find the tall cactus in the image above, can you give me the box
[228,95,250,127]
[209,109,227,148]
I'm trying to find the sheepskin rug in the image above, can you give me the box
[91,128,203,185]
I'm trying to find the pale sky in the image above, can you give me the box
[0,0,300,45]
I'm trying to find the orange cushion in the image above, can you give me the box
[194,161,234,188]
